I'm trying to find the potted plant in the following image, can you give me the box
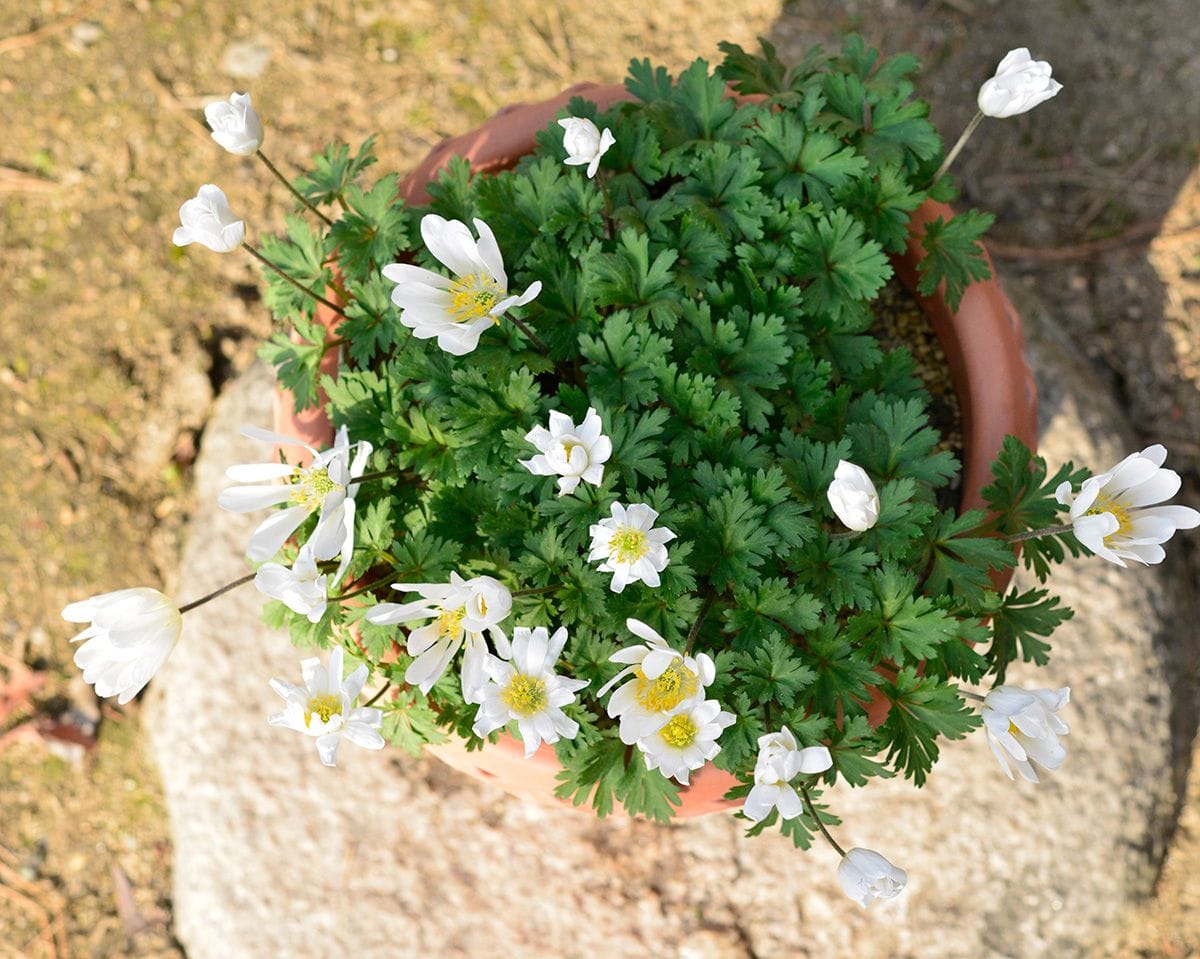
[64,38,1198,907]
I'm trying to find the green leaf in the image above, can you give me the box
[329,174,409,277]
[921,509,1015,604]
[554,735,681,821]
[295,136,379,206]
[987,587,1072,683]
[257,314,327,411]
[257,214,332,321]
[879,666,980,785]
[916,212,995,313]
[724,578,822,649]
[731,632,815,708]
[591,229,681,330]
[382,689,448,757]
[981,436,1087,581]
[792,209,892,327]
[716,38,789,95]
[846,564,961,664]
[754,111,868,207]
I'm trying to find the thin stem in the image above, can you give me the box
[960,689,986,703]
[243,242,347,318]
[1004,523,1074,545]
[362,681,392,708]
[597,176,614,239]
[507,314,550,354]
[685,594,716,656]
[933,110,985,184]
[328,573,396,602]
[800,784,847,858]
[177,572,257,615]
[829,529,860,541]
[351,468,414,486]
[512,585,560,598]
[256,150,334,227]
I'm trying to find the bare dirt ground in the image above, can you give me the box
[0,0,1197,955]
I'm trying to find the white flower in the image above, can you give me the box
[981,684,1071,783]
[742,727,833,823]
[520,407,612,496]
[172,184,245,253]
[838,848,908,908]
[218,425,371,573]
[204,91,264,155]
[471,626,588,758]
[977,48,1063,119]
[62,587,183,705]
[268,647,385,766]
[1056,444,1200,567]
[558,116,615,179]
[598,618,715,744]
[254,545,328,623]
[381,214,542,356]
[364,573,512,703]
[827,459,880,531]
[587,502,675,593]
[637,698,735,785]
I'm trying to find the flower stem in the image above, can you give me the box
[685,594,715,656]
[800,784,847,858]
[256,150,334,227]
[1004,523,1075,545]
[512,584,560,598]
[960,689,986,703]
[507,314,550,354]
[243,242,347,318]
[329,573,397,602]
[178,571,257,615]
[933,110,985,184]
[362,681,392,708]
[351,468,414,486]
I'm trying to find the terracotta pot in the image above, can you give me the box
[275,83,1038,818]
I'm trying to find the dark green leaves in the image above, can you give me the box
[792,209,892,327]
[295,136,379,207]
[916,211,994,312]
[879,667,980,785]
[329,174,409,277]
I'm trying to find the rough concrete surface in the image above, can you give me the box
[148,282,1185,957]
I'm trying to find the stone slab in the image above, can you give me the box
[149,286,1187,957]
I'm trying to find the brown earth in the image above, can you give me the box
[0,0,1197,955]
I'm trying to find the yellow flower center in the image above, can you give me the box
[659,713,699,749]
[1007,720,1021,737]
[436,607,466,638]
[448,272,504,324]
[634,661,698,713]
[290,465,341,511]
[304,693,342,728]
[500,674,548,717]
[609,527,649,564]
[1085,494,1133,539]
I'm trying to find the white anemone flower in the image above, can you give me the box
[1056,444,1200,567]
[742,727,833,823]
[977,48,1063,119]
[587,502,675,593]
[981,684,1071,783]
[364,573,512,703]
[827,459,880,531]
[268,647,385,767]
[471,626,588,757]
[172,184,245,253]
[218,425,372,572]
[381,214,542,356]
[204,91,264,155]
[637,697,735,785]
[62,588,183,705]
[519,407,612,496]
[558,116,616,179]
[598,618,715,744]
[838,848,908,907]
[254,545,328,623]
